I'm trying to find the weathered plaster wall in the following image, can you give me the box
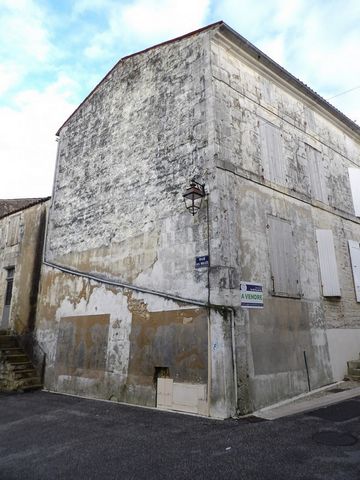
[47,30,217,302]
[327,329,360,380]
[36,25,359,416]
[210,33,360,411]
[36,266,233,417]
[37,27,235,418]
[0,202,48,333]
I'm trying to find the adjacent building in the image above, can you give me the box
[34,22,360,418]
[0,198,49,333]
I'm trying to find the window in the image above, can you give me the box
[348,168,360,216]
[315,229,341,297]
[348,240,360,302]
[4,268,15,306]
[260,120,285,185]
[2,267,15,328]
[306,144,327,203]
[6,215,20,247]
[267,215,300,297]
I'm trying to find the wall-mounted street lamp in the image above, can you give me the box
[182,178,206,215]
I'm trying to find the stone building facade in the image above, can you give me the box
[0,198,49,333]
[34,22,360,417]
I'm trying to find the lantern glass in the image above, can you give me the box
[183,180,205,215]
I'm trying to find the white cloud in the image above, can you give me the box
[0,63,24,95]
[0,0,359,201]
[0,0,57,98]
[0,77,77,198]
[120,0,210,39]
[83,0,210,59]
[215,0,360,122]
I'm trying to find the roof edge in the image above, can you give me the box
[56,21,224,136]
[0,196,51,220]
[217,22,360,137]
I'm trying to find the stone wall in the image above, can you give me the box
[36,27,235,418]
[0,201,48,333]
[210,31,360,411]
[35,23,360,416]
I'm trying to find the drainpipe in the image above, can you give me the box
[230,308,238,415]
[206,195,212,417]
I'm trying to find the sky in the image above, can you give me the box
[1,0,359,199]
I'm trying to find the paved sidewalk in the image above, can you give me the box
[256,381,360,420]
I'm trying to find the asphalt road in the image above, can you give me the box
[0,391,359,480]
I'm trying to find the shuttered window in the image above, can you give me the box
[6,215,20,247]
[260,121,285,185]
[348,240,360,302]
[306,144,327,203]
[348,168,360,216]
[268,215,300,297]
[315,229,341,297]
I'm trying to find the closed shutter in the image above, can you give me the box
[268,216,300,296]
[348,240,360,302]
[6,215,20,246]
[348,168,360,216]
[306,144,327,203]
[316,229,341,296]
[260,121,285,185]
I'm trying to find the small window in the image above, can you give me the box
[267,215,301,297]
[316,229,341,297]
[4,268,15,306]
[348,240,360,302]
[260,120,285,185]
[348,168,360,216]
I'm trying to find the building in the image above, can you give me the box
[34,22,360,418]
[0,198,50,334]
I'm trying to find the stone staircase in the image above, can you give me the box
[0,329,43,392]
[346,354,360,381]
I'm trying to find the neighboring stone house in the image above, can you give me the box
[34,21,360,418]
[0,198,50,333]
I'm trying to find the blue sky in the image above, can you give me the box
[1,0,359,198]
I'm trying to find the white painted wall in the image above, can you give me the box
[327,328,360,380]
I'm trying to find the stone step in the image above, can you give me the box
[345,374,360,381]
[20,384,42,391]
[13,369,37,377]
[19,376,41,384]
[347,360,360,370]
[0,338,18,347]
[0,334,17,340]
[11,361,33,368]
[0,335,42,393]
[0,347,24,353]
[4,354,29,363]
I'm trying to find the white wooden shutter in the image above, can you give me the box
[316,229,341,296]
[268,216,300,296]
[348,168,360,216]
[306,144,327,203]
[260,121,285,185]
[348,240,360,302]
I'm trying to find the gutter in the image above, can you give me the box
[217,23,360,138]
